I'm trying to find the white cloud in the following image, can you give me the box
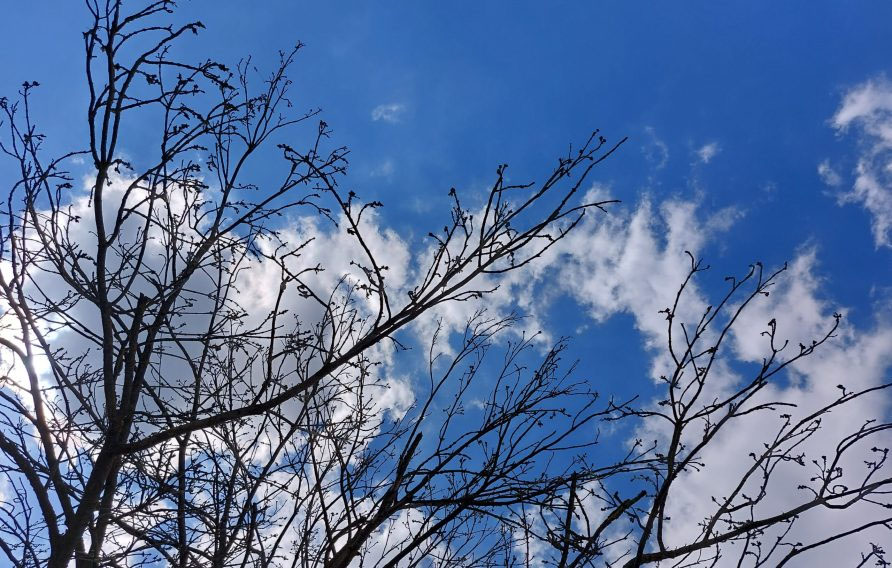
[696,141,721,164]
[659,250,892,566]
[418,187,743,378]
[492,187,892,565]
[830,75,892,247]
[833,77,892,129]
[8,156,890,564]
[548,191,740,380]
[843,160,892,247]
[817,159,842,187]
[371,103,406,123]
[0,172,421,565]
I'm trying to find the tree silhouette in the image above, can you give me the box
[0,2,889,567]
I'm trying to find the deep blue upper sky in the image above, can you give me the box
[2,1,891,366]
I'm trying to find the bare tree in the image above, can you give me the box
[1,2,890,568]
[0,2,626,567]
[527,257,892,567]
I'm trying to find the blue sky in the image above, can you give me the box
[4,3,892,302]
[3,2,892,564]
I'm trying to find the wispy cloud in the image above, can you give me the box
[830,75,892,248]
[642,126,669,170]
[371,103,405,123]
[695,141,720,164]
[369,158,395,179]
[817,159,842,187]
